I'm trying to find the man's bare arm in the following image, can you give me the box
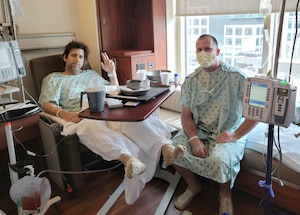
[43,102,81,123]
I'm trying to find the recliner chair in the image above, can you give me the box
[30,54,181,214]
[30,54,114,191]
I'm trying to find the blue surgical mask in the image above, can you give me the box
[196,52,214,68]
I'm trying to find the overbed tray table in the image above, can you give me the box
[79,87,180,215]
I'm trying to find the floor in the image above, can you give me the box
[1,147,298,215]
[2,164,294,215]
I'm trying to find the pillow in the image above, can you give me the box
[160,86,181,113]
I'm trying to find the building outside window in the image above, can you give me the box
[183,13,300,83]
[184,14,264,76]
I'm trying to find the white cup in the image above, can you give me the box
[160,72,170,85]
[142,79,150,89]
[136,69,147,81]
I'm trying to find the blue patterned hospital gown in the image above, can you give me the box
[38,70,109,112]
[173,62,247,188]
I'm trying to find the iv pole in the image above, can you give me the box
[261,0,286,214]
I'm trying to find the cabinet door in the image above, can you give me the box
[97,0,154,51]
[97,0,134,51]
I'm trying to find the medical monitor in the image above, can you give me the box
[243,77,276,123]
[243,76,296,127]
[248,82,269,108]
[0,42,18,84]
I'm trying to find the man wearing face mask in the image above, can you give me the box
[171,34,258,215]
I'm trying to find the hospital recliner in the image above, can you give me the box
[30,54,116,191]
[30,54,181,214]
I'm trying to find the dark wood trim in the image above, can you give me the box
[235,169,300,214]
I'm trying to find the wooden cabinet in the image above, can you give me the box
[96,0,166,84]
[106,50,155,85]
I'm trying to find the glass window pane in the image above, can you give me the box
[184,15,264,76]
[235,28,242,35]
[245,28,252,35]
[226,28,233,35]
[181,12,300,100]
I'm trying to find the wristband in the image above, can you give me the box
[108,71,116,78]
[188,136,198,142]
[56,109,63,118]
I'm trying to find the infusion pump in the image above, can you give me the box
[242,76,297,128]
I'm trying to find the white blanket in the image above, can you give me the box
[61,115,172,204]
[246,122,300,173]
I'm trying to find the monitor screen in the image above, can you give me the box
[0,48,11,69]
[0,42,18,84]
[249,82,268,108]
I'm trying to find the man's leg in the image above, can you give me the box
[173,164,201,210]
[161,144,187,165]
[108,116,186,166]
[219,182,234,215]
[76,119,146,178]
[119,154,146,178]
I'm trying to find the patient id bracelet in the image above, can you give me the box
[188,136,198,142]
[56,109,63,117]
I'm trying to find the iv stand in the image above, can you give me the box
[261,124,274,214]
[261,0,286,214]
[5,122,19,185]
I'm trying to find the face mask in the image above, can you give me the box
[196,52,215,68]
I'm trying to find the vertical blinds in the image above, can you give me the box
[175,0,299,16]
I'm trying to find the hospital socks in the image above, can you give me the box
[219,191,234,215]
[175,182,201,210]
[219,196,234,215]
[161,144,187,166]
[119,154,146,178]
[118,144,186,178]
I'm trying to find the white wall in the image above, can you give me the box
[5,0,102,100]
[16,0,101,71]
[4,0,180,97]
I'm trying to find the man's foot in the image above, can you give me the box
[120,155,146,178]
[174,187,200,211]
[219,196,234,215]
[162,144,187,165]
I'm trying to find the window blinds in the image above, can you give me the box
[175,0,299,16]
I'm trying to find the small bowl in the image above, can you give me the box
[147,70,171,82]
[126,79,142,90]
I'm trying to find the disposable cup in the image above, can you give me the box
[160,72,170,85]
[136,69,147,81]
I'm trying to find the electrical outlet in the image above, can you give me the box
[148,62,153,69]
[136,63,145,71]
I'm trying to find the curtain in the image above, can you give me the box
[175,0,299,16]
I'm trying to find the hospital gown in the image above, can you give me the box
[39,70,172,204]
[173,62,247,188]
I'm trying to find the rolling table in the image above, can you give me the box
[79,87,180,215]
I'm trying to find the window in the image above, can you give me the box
[235,38,242,46]
[173,0,300,103]
[184,15,264,75]
[235,28,243,35]
[226,28,233,35]
[201,19,207,25]
[245,28,252,35]
[256,27,261,35]
[182,13,300,82]
[226,38,233,45]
